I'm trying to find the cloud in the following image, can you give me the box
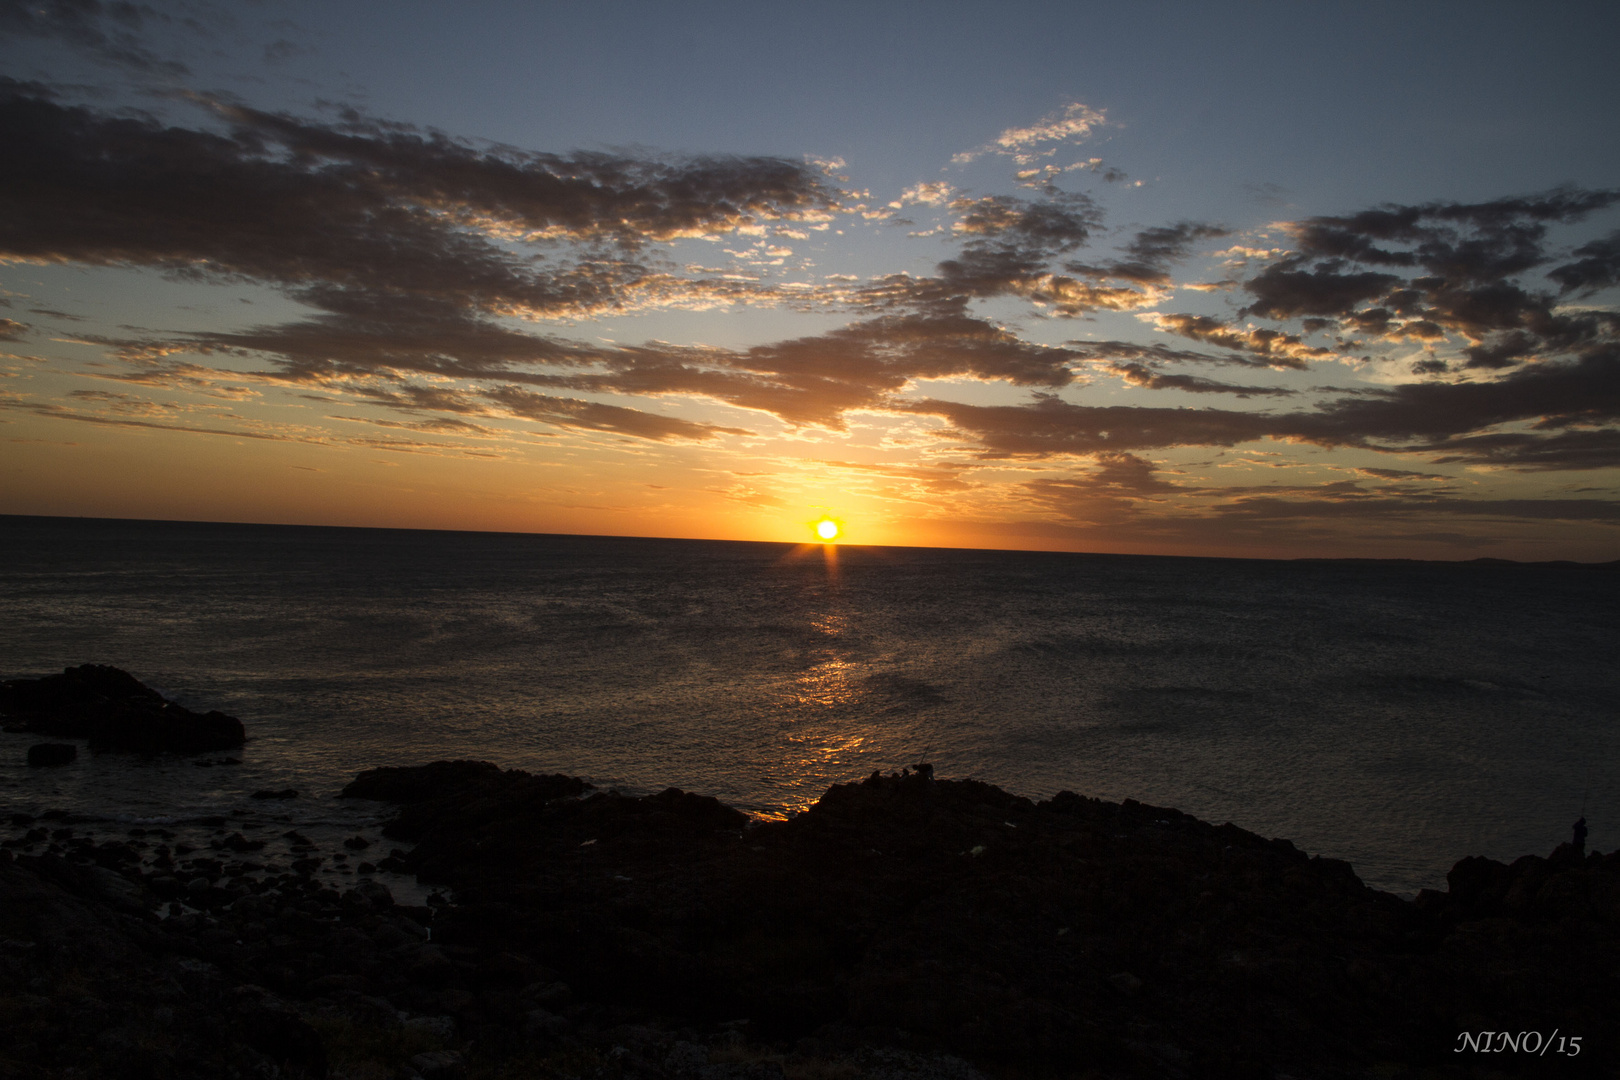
[1238,189,1620,370]
[1211,491,1620,522]
[1104,361,1295,397]
[955,103,1109,165]
[1020,452,1189,525]
[0,0,190,76]
[1145,314,1331,368]
[8,69,1619,498]
[891,181,952,207]
[479,385,749,442]
[98,296,1088,431]
[853,191,1179,317]
[905,343,1620,470]
[0,82,841,324]
[1068,222,1230,286]
[1353,467,1450,481]
[1064,339,1282,370]
[1550,230,1620,295]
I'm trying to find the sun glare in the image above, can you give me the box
[815,518,840,542]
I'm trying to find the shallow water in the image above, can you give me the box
[2,514,1616,895]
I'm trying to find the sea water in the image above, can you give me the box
[2,514,1616,896]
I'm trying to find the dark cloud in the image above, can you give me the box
[479,386,749,442]
[949,191,1100,252]
[1065,339,1278,369]
[0,83,839,322]
[1212,492,1620,522]
[1550,230,1620,295]
[0,317,25,340]
[262,38,303,65]
[1004,467,1620,551]
[1105,362,1295,397]
[8,75,1619,486]
[95,292,1088,431]
[907,345,1620,470]
[1068,221,1229,286]
[1354,467,1449,481]
[0,0,188,76]
[853,191,1125,316]
[1298,347,1620,452]
[904,394,1277,459]
[935,191,1102,302]
[1238,189,1620,370]
[1240,262,1401,319]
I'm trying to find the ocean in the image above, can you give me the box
[2,514,1616,897]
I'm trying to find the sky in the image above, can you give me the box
[2,0,1619,560]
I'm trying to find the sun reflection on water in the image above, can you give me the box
[790,656,862,709]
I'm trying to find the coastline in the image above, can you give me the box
[3,758,1616,1079]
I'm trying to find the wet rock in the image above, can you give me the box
[406,945,455,987]
[236,1000,329,1078]
[404,1014,457,1040]
[26,742,76,767]
[0,664,245,752]
[409,1049,465,1077]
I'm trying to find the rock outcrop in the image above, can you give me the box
[26,742,76,766]
[0,761,1614,1078]
[335,762,1619,1077]
[1,664,244,753]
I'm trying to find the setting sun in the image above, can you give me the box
[815,518,840,542]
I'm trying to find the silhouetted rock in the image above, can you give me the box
[26,742,76,767]
[3,760,1616,1078]
[1,665,244,753]
[251,788,298,800]
[328,762,1619,1076]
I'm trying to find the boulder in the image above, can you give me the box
[26,743,76,767]
[0,665,244,753]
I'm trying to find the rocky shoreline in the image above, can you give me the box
[0,757,1615,1079]
[2,668,1616,1078]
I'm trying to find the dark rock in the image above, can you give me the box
[251,788,298,800]
[410,1049,464,1077]
[236,1001,329,1078]
[0,664,245,752]
[342,835,371,850]
[26,742,76,767]
[6,757,1619,1079]
[406,945,455,987]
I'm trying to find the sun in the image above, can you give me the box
[815,518,840,542]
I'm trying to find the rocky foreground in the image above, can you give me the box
[1,760,1616,1080]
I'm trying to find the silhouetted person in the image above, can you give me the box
[1574,816,1588,855]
